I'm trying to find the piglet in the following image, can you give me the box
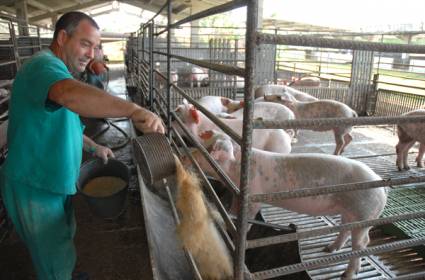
[396,109,425,171]
[264,94,357,155]
[186,130,387,280]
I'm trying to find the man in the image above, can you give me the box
[0,11,164,280]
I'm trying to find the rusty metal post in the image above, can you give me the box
[234,0,258,278]
[166,0,172,140]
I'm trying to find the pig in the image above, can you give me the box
[396,109,425,171]
[186,130,387,280]
[174,100,291,154]
[255,84,318,102]
[218,101,296,140]
[197,95,244,115]
[264,94,357,155]
[289,76,321,87]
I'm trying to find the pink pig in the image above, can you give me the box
[255,84,318,102]
[197,95,244,115]
[264,94,357,155]
[396,109,425,171]
[184,130,386,280]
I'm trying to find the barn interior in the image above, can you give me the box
[1,1,425,280]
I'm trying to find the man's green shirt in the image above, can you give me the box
[2,49,84,194]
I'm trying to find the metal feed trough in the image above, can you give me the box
[131,131,308,279]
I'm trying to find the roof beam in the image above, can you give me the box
[27,0,54,12]
[0,0,15,6]
[29,0,107,22]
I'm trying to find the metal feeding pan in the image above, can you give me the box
[132,133,176,185]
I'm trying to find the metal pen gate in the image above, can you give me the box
[125,1,425,279]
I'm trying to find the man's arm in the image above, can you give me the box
[48,79,164,133]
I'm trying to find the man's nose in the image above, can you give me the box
[86,47,95,59]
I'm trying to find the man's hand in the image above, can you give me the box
[94,144,115,164]
[131,108,165,134]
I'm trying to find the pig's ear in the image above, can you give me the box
[221,97,230,106]
[199,130,213,140]
[182,99,189,105]
[189,107,200,124]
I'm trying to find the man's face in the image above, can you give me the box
[59,19,101,73]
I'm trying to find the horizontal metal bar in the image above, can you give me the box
[257,32,425,53]
[153,50,245,77]
[247,210,425,249]
[396,272,425,280]
[253,115,425,129]
[0,60,16,66]
[155,0,247,36]
[252,236,425,279]
[250,175,425,203]
[16,45,39,49]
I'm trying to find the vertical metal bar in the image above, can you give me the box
[167,0,172,140]
[9,21,20,69]
[37,26,42,51]
[234,0,257,278]
[149,23,154,110]
[273,28,278,84]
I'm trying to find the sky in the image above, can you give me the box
[262,0,425,31]
[91,1,425,33]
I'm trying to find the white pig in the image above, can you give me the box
[264,94,357,155]
[255,84,318,102]
[396,109,425,171]
[186,130,387,280]
[174,101,291,154]
[218,101,296,140]
[198,96,244,115]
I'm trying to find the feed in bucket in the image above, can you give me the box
[82,176,127,197]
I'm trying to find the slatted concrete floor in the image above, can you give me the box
[261,126,425,279]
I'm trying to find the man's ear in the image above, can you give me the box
[56,29,68,47]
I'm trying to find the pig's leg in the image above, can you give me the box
[325,217,350,252]
[342,227,370,279]
[333,130,344,155]
[396,140,414,171]
[402,141,415,170]
[340,132,353,155]
[416,143,425,168]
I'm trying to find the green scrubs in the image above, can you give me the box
[0,49,84,279]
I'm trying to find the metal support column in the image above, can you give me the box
[148,23,154,110]
[166,0,172,140]
[234,0,258,278]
